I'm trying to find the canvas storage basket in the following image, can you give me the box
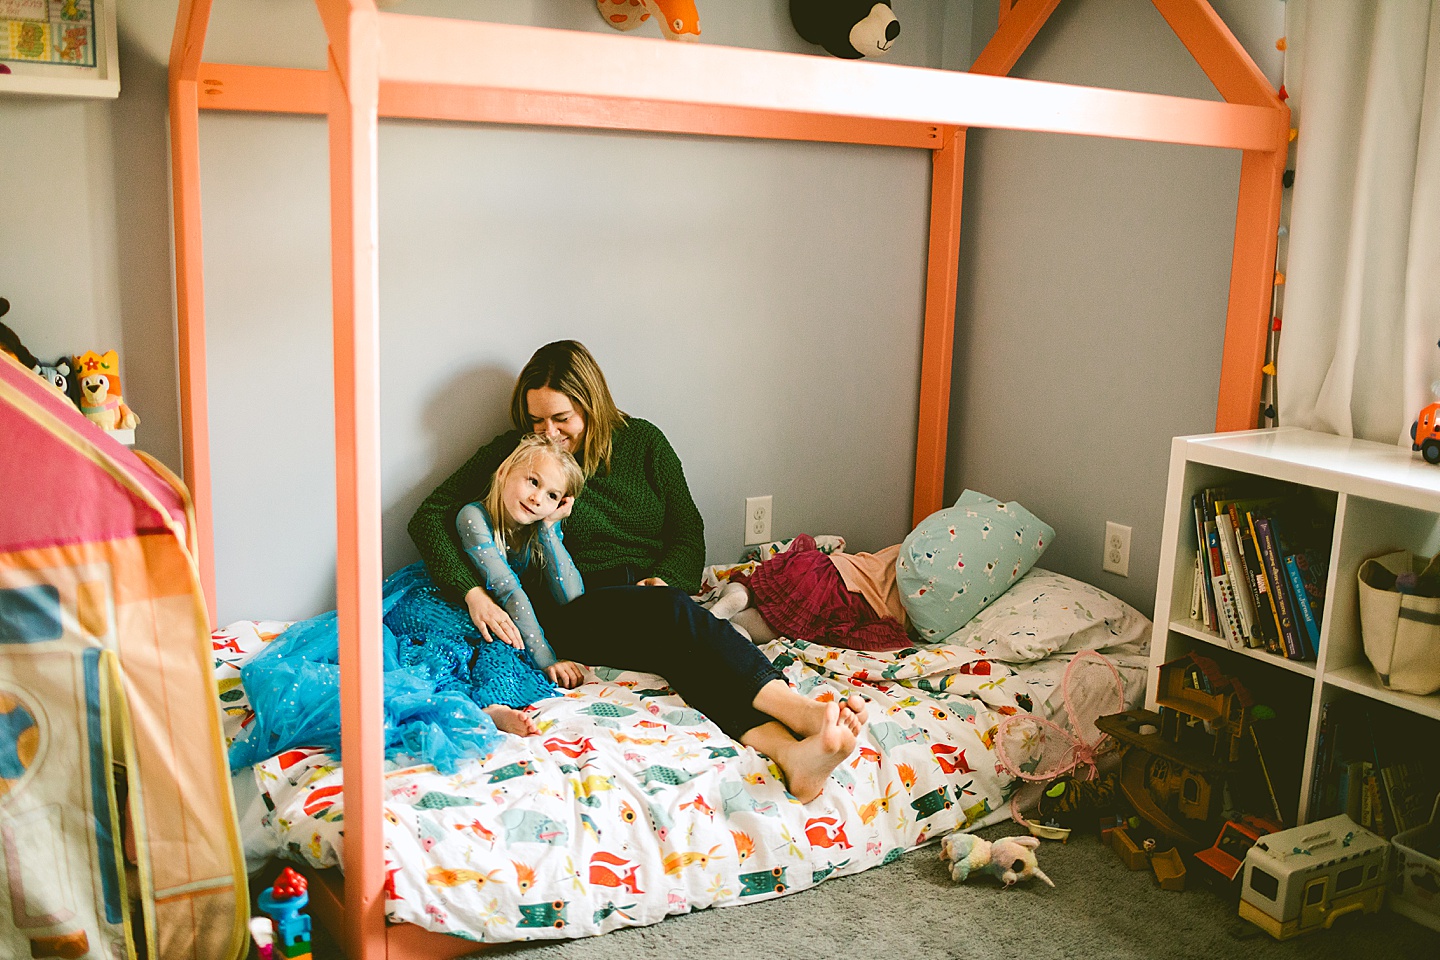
[1357,550,1440,695]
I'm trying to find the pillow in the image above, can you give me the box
[897,490,1054,640]
[944,568,1152,663]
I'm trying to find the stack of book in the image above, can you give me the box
[1309,700,1437,839]
[1188,485,1331,661]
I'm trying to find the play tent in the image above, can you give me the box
[0,351,246,960]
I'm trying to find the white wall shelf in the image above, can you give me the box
[1149,426,1440,825]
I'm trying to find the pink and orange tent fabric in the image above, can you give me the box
[0,351,247,960]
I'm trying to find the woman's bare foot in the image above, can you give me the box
[484,704,538,737]
[776,703,857,802]
[754,682,869,739]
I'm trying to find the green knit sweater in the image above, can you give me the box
[408,417,706,598]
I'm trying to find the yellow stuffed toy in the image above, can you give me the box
[74,349,139,432]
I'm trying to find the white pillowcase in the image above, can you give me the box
[937,568,1151,663]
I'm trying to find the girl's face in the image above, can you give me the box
[500,455,571,526]
[525,387,586,453]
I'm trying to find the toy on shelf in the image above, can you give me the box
[1238,814,1387,940]
[73,349,139,434]
[595,0,700,42]
[938,832,1054,888]
[0,297,40,369]
[257,866,312,960]
[1412,380,1440,464]
[790,0,899,60]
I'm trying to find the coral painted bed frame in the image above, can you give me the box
[168,1,1287,955]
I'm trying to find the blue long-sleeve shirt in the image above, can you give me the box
[455,502,583,668]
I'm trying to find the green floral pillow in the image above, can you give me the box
[896,490,1055,640]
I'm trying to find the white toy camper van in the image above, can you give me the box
[1238,814,1388,939]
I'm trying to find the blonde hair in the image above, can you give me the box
[482,435,586,563]
[511,340,626,476]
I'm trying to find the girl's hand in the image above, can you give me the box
[636,576,667,587]
[465,587,523,648]
[544,495,574,526]
[546,660,586,688]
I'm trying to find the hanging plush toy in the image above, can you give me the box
[74,349,139,432]
[790,0,900,59]
[595,0,700,42]
[939,832,1055,888]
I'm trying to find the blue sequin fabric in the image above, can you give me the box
[228,562,557,774]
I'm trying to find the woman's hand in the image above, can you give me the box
[636,576,668,587]
[465,587,523,648]
[543,495,574,527]
[546,660,586,688]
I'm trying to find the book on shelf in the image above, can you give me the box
[1229,497,1282,650]
[1213,505,1257,641]
[1283,553,1321,657]
[1252,514,1305,659]
[1245,507,1286,656]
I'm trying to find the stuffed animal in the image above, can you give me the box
[0,297,42,371]
[74,349,139,432]
[939,831,1054,888]
[34,357,82,410]
[595,0,700,42]
[790,0,899,59]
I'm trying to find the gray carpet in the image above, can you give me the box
[305,823,1438,959]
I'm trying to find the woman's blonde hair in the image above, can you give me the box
[483,434,586,563]
[511,340,626,476]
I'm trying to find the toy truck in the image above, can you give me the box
[1413,401,1440,464]
[1238,814,1387,939]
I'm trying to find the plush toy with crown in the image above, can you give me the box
[939,831,1054,888]
[74,349,139,432]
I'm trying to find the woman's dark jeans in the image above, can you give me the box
[528,568,784,740]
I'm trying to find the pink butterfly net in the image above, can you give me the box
[995,650,1125,831]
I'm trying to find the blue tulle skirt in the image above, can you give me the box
[228,562,557,774]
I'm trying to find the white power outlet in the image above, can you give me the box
[745,496,772,545]
[1103,521,1132,577]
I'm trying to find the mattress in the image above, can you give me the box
[217,581,1148,945]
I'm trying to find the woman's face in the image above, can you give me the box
[525,387,586,453]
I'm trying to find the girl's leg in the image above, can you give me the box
[753,679,868,737]
[740,705,857,803]
[484,704,538,737]
[730,608,779,643]
[704,581,752,620]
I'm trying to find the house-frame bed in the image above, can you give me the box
[167,1,1288,955]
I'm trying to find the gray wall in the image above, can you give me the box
[950,0,1283,613]
[0,0,1283,624]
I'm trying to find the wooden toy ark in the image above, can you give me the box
[1096,653,1255,850]
[1238,814,1387,939]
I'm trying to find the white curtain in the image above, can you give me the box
[1280,0,1440,445]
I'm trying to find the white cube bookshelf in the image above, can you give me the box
[1150,426,1440,825]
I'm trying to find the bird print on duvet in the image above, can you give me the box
[245,636,1031,943]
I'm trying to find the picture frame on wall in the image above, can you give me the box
[0,0,118,98]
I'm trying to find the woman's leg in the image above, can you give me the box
[752,679,868,737]
[740,706,856,803]
[539,585,783,738]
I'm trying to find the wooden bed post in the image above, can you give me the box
[913,128,966,528]
[318,2,388,957]
[168,0,218,624]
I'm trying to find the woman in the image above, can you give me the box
[409,340,867,801]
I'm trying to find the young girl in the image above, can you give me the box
[455,434,588,734]
[705,534,912,652]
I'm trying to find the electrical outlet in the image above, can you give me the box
[744,495,772,545]
[1103,521,1131,577]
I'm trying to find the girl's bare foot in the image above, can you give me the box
[777,703,857,802]
[484,705,538,737]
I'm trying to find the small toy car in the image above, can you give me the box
[1413,401,1440,464]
